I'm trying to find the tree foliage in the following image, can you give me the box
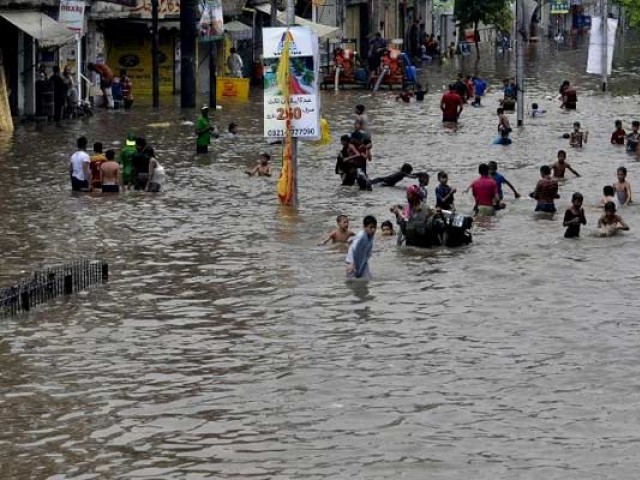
[615,0,640,28]
[454,0,512,31]
[454,0,511,59]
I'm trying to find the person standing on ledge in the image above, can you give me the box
[88,62,115,109]
[227,48,244,78]
[196,106,218,154]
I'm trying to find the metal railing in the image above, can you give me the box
[0,259,109,318]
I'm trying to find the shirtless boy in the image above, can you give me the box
[570,122,588,148]
[320,215,356,245]
[598,201,630,236]
[100,150,123,193]
[247,153,272,176]
[551,150,580,179]
[613,166,632,206]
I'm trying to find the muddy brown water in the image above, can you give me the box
[2,38,640,479]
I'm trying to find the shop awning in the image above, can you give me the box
[225,20,252,40]
[255,4,340,38]
[0,11,76,48]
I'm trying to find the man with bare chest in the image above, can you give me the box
[100,150,123,193]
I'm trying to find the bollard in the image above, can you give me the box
[102,262,109,283]
[20,290,30,312]
[64,272,73,295]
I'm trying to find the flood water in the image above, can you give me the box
[2,36,640,479]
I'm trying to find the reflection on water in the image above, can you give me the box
[2,38,640,479]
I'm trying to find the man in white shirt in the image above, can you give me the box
[70,136,91,191]
[227,48,243,78]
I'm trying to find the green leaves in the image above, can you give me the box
[615,0,640,28]
[454,0,511,31]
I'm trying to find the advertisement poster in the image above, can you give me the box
[199,0,224,41]
[107,35,175,94]
[58,0,86,35]
[263,27,320,139]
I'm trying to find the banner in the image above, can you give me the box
[587,17,618,75]
[199,0,224,41]
[550,0,569,14]
[433,0,454,15]
[58,0,86,35]
[263,27,320,139]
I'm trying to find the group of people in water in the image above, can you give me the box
[329,77,638,279]
[69,134,164,193]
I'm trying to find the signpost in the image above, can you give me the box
[263,26,320,206]
[58,0,85,102]
[199,0,224,109]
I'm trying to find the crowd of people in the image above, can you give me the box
[326,75,638,280]
[69,134,164,194]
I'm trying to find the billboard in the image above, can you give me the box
[263,27,320,139]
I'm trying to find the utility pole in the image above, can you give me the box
[208,21,216,109]
[601,0,608,91]
[286,0,298,208]
[270,0,278,27]
[180,0,198,108]
[516,0,525,127]
[151,0,160,108]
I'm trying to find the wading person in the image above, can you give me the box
[196,106,218,154]
[530,165,560,214]
[346,216,377,280]
[440,83,463,125]
[470,163,500,216]
[100,150,123,193]
[119,69,133,111]
[70,136,91,192]
[131,137,151,191]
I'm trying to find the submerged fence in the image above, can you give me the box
[0,259,108,318]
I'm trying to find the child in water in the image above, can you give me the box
[613,166,632,206]
[488,161,520,209]
[597,201,629,236]
[551,150,580,179]
[626,121,640,154]
[497,107,511,134]
[380,220,395,236]
[396,87,414,103]
[246,153,272,176]
[563,192,586,238]
[435,171,456,210]
[346,215,377,279]
[611,120,626,145]
[570,122,588,148]
[493,129,512,145]
[416,172,429,202]
[531,102,546,118]
[601,185,619,209]
[320,214,356,245]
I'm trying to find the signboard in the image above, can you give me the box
[433,0,454,15]
[107,34,175,95]
[59,0,86,35]
[263,27,320,139]
[130,0,180,18]
[216,77,249,101]
[199,0,224,41]
[550,0,570,14]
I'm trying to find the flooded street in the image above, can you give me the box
[2,37,640,479]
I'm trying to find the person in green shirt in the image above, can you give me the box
[196,106,218,154]
[118,133,136,188]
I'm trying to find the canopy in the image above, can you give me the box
[0,11,76,48]
[255,4,340,38]
[225,20,252,41]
